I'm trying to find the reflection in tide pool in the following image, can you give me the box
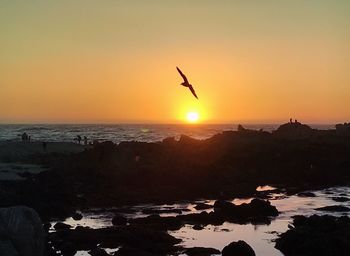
[171,186,350,255]
[53,186,349,256]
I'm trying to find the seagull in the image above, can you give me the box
[176,66,198,99]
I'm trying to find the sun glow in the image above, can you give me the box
[186,111,199,123]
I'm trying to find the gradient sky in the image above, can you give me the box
[1,0,349,123]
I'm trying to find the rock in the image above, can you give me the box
[72,212,83,220]
[214,198,278,222]
[185,247,221,256]
[131,214,183,231]
[49,226,181,255]
[43,222,51,232]
[141,208,183,215]
[112,214,127,226]
[89,247,109,256]
[275,215,350,256]
[192,224,204,230]
[53,222,72,230]
[315,205,350,212]
[222,240,256,256]
[0,206,45,256]
[194,203,213,210]
[274,122,314,139]
[297,192,316,197]
[59,241,77,256]
[332,196,350,202]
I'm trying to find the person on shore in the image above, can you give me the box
[21,132,29,141]
[84,136,88,145]
[77,135,82,144]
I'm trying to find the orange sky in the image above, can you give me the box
[1,1,350,124]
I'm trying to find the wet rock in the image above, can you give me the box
[0,206,45,256]
[192,224,204,230]
[315,205,350,212]
[131,214,183,231]
[43,222,51,232]
[185,247,221,256]
[214,198,278,222]
[112,214,127,226]
[53,222,72,230]
[194,203,213,210]
[141,208,183,215]
[222,240,256,256]
[49,225,181,255]
[59,241,77,256]
[331,196,350,202]
[89,247,109,256]
[297,192,316,197]
[72,212,83,220]
[275,215,350,256]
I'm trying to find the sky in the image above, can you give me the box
[1,0,350,124]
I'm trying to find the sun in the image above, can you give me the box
[186,111,199,123]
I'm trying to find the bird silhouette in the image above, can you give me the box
[176,66,198,99]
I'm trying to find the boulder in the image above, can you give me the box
[185,247,221,256]
[194,203,213,210]
[275,215,350,256]
[112,214,127,226]
[214,198,278,222]
[315,205,350,212]
[0,206,44,256]
[222,240,256,256]
[89,247,109,256]
[72,212,83,221]
[53,222,72,230]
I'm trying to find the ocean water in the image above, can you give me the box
[0,124,335,143]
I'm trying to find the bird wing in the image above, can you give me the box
[189,85,198,99]
[176,66,188,84]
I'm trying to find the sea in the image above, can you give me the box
[0,124,335,143]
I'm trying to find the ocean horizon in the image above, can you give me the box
[0,123,336,143]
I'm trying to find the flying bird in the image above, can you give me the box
[176,66,198,99]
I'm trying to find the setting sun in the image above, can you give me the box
[186,111,199,123]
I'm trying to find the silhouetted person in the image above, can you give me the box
[84,136,88,145]
[77,135,82,144]
[290,118,293,123]
[21,132,28,141]
[176,66,199,99]
[42,142,47,151]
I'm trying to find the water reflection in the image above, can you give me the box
[53,186,350,256]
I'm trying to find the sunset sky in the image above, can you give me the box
[1,1,349,124]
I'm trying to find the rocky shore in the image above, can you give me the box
[1,121,350,255]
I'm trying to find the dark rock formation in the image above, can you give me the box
[0,206,45,256]
[194,203,213,210]
[89,247,109,256]
[49,225,181,255]
[297,192,316,197]
[315,205,350,212]
[72,212,83,220]
[331,196,350,202]
[274,122,314,139]
[53,222,71,230]
[214,199,278,222]
[112,214,127,226]
[222,240,256,256]
[185,247,221,256]
[275,215,350,256]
